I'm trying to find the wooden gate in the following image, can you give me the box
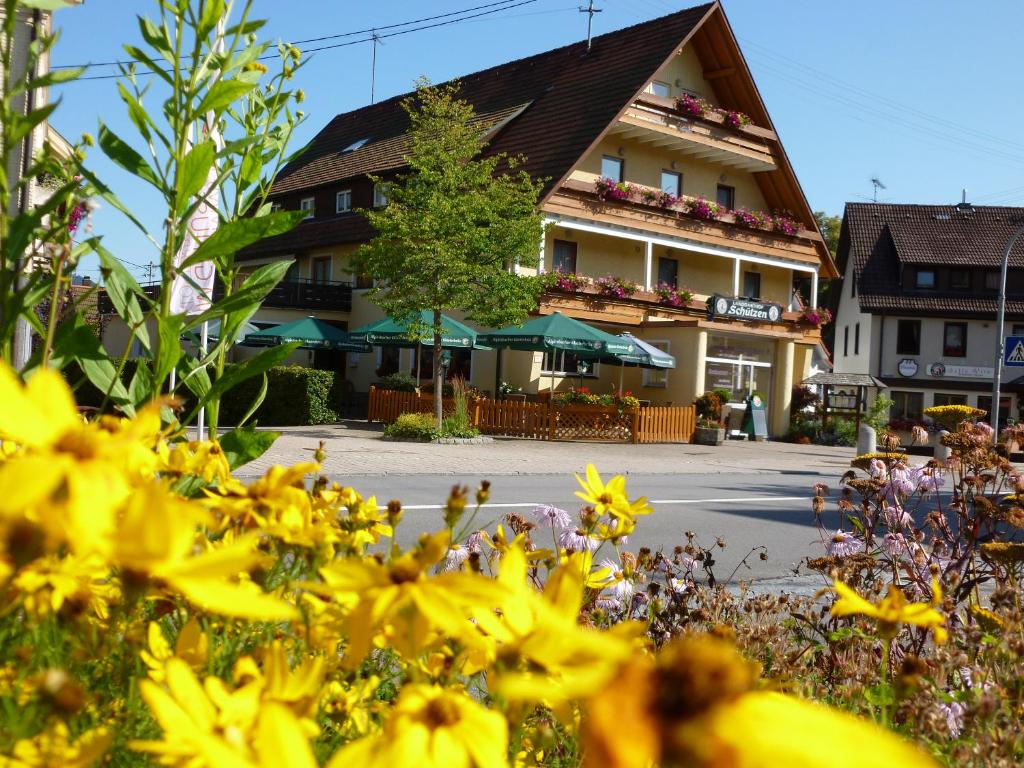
[635,405,695,443]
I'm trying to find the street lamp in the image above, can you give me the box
[989,220,1024,434]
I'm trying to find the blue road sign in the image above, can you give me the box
[1005,336,1024,366]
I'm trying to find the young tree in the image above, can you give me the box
[353,80,548,426]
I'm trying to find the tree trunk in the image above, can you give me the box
[433,308,444,429]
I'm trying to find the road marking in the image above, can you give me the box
[400,495,806,511]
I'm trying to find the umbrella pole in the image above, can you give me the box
[415,345,421,384]
[619,364,624,394]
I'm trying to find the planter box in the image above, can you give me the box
[693,426,726,446]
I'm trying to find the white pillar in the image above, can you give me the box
[732,259,741,297]
[810,271,819,309]
[693,329,708,395]
[644,240,653,290]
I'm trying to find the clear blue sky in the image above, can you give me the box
[48,0,1024,282]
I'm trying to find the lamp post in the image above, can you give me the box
[990,222,1024,434]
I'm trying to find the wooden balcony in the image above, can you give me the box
[612,93,778,172]
[548,178,822,267]
[98,278,353,315]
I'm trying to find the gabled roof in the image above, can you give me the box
[837,202,1024,316]
[252,1,834,271]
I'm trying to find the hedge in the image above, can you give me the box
[65,362,345,427]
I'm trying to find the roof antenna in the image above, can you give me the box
[579,0,602,52]
[370,30,383,104]
[870,177,886,203]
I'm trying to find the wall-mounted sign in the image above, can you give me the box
[898,358,918,377]
[928,363,993,379]
[706,295,782,323]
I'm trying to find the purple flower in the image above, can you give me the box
[828,529,863,558]
[533,504,572,529]
[558,528,599,553]
[938,702,965,737]
[441,544,469,572]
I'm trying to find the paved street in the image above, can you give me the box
[235,423,858,592]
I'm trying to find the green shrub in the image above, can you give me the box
[384,412,441,441]
[376,372,418,392]
[219,365,345,426]
[695,391,724,423]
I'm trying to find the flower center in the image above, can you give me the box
[423,696,460,728]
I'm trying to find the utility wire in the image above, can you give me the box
[56,0,534,72]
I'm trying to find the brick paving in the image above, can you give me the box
[236,420,857,477]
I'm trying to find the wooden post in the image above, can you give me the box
[547,403,556,441]
[631,408,640,444]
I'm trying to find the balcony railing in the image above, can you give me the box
[98,278,353,315]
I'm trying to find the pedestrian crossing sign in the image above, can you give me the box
[1006,336,1024,366]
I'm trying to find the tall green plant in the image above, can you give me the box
[352,80,548,428]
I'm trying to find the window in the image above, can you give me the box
[943,322,967,357]
[541,350,598,377]
[600,155,623,182]
[891,391,924,420]
[843,325,849,357]
[915,269,935,289]
[373,182,390,207]
[299,197,315,219]
[642,340,670,387]
[933,393,968,407]
[375,346,400,377]
[984,271,1000,291]
[647,80,671,98]
[950,268,970,290]
[657,257,678,288]
[660,170,682,196]
[270,202,282,213]
[552,239,578,273]
[854,322,860,355]
[896,319,921,355]
[716,184,735,209]
[742,270,761,299]
[335,189,352,213]
[311,257,330,284]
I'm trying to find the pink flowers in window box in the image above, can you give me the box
[771,214,801,236]
[654,283,694,307]
[595,275,639,300]
[676,93,708,118]
[594,176,635,202]
[800,308,832,327]
[674,95,753,130]
[686,196,720,221]
[724,110,752,129]
[733,208,766,228]
[550,271,591,292]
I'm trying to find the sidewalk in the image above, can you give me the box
[238,421,858,477]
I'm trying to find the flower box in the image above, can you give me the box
[693,426,725,446]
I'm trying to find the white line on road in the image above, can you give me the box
[399,495,806,511]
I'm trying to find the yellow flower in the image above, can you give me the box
[12,553,115,621]
[830,579,947,643]
[141,617,209,681]
[326,684,507,768]
[133,658,317,768]
[584,634,937,768]
[112,482,297,621]
[159,439,231,484]
[233,641,324,725]
[308,530,504,665]
[2,723,111,768]
[574,464,652,523]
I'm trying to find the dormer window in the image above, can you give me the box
[915,268,935,289]
[342,138,369,153]
[300,197,315,219]
[647,80,670,98]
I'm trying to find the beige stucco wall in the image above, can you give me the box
[542,225,646,283]
[650,44,717,104]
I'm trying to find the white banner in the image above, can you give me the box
[169,161,219,315]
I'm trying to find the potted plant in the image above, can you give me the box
[693,391,726,445]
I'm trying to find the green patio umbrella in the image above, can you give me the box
[242,316,368,351]
[599,332,677,392]
[349,310,489,382]
[476,312,636,393]
[182,318,259,347]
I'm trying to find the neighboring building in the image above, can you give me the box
[228,1,837,434]
[833,202,1024,427]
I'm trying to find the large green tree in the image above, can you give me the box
[353,80,548,426]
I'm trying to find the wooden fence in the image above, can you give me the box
[368,387,695,443]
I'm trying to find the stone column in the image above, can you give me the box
[693,329,708,397]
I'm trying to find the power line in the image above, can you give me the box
[55,0,532,71]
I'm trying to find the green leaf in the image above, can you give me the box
[177,139,215,208]
[26,67,84,90]
[98,123,161,189]
[51,315,134,414]
[154,315,184,390]
[138,16,173,59]
[197,72,260,115]
[189,342,298,418]
[94,241,151,352]
[181,211,305,271]
[116,82,157,144]
[235,370,268,427]
[180,359,212,402]
[19,0,70,10]
[128,360,155,405]
[218,425,279,470]
[7,102,56,146]
[198,0,227,38]
[76,166,154,241]
[187,260,292,329]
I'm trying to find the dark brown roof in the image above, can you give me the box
[240,214,374,259]
[838,202,1024,316]
[270,4,713,198]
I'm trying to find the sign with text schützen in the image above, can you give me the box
[706,294,783,324]
[1006,336,1024,367]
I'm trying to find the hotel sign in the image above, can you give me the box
[927,362,993,379]
[706,295,783,323]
